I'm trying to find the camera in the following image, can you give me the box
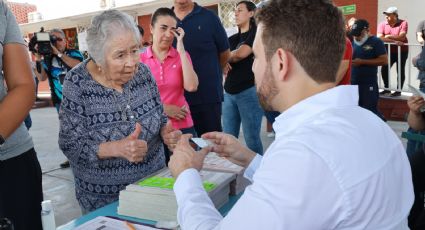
[28,27,59,56]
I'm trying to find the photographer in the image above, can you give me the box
[33,28,84,168]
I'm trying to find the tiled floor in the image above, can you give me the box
[29,106,409,227]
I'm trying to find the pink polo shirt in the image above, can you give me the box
[377,19,408,52]
[140,46,194,130]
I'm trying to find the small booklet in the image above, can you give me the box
[74,216,166,230]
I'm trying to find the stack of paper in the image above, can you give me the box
[118,168,235,222]
[202,153,251,195]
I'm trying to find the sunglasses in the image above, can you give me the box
[56,38,64,42]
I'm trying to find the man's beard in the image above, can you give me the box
[257,64,279,111]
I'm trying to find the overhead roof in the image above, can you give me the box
[19,0,219,34]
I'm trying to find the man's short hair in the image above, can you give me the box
[50,28,65,38]
[255,0,345,83]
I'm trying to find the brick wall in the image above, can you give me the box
[333,0,378,35]
[6,2,37,24]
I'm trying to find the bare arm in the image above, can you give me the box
[229,44,252,63]
[174,28,198,92]
[407,96,425,131]
[52,45,81,68]
[33,58,48,81]
[335,60,349,84]
[59,53,81,68]
[219,49,231,70]
[0,43,35,138]
[384,32,407,42]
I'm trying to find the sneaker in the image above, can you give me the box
[60,160,70,168]
[390,91,402,97]
[379,90,391,95]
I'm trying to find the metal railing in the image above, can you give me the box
[379,43,423,93]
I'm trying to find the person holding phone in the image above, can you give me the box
[140,8,198,137]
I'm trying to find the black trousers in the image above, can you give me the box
[0,148,43,230]
[189,103,222,136]
[381,51,409,89]
[408,147,425,230]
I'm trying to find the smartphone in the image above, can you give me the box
[189,138,212,149]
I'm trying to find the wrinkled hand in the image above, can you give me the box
[118,123,148,163]
[164,104,188,120]
[161,121,182,151]
[408,95,425,115]
[202,132,256,167]
[173,27,186,54]
[169,134,211,178]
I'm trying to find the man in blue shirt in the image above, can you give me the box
[350,19,388,120]
[173,0,230,136]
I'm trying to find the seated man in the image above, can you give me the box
[168,0,414,229]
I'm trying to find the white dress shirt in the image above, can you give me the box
[173,86,414,230]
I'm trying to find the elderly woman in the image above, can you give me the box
[58,9,181,213]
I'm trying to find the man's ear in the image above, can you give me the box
[150,25,154,34]
[274,48,289,81]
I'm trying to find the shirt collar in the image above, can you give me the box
[145,46,178,59]
[172,2,202,21]
[273,85,359,138]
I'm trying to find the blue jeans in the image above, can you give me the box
[222,87,264,155]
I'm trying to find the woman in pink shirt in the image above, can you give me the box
[141,7,198,137]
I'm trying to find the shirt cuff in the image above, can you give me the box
[174,168,204,202]
[243,154,262,182]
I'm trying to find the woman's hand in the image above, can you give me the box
[173,27,186,54]
[98,123,148,163]
[161,121,182,151]
[164,104,188,120]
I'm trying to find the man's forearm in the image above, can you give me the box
[219,50,231,69]
[408,112,425,131]
[60,54,81,68]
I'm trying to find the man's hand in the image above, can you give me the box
[161,121,182,151]
[169,134,211,178]
[51,44,61,56]
[164,104,188,120]
[202,132,256,168]
[352,58,363,67]
[408,96,425,115]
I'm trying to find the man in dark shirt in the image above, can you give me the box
[350,19,388,120]
[172,0,230,136]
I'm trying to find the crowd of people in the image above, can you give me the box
[1,0,425,229]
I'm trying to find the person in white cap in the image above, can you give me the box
[377,6,409,97]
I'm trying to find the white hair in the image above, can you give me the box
[86,9,140,66]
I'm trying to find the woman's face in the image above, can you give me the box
[235,3,253,27]
[103,31,139,85]
[151,15,177,50]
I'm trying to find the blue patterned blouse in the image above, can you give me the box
[59,59,167,212]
